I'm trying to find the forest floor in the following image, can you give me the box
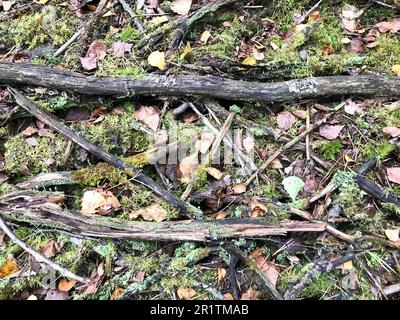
[1,0,400,300]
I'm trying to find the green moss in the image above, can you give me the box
[75,111,151,155]
[123,152,149,169]
[96,52,145,78]
[314,140,343,161]
[4,134,68,175]
[0,183,14,196]
[360,139,395,161]
[365,35,400,74]
[270,0,308,31]
[0,6,78,50]
[31,94,72,113]
[118,26,141,42]
[72,163,127,187]
[310,16,344,52]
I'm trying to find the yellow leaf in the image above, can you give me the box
[199,30,211,44]
[217,268,227,282]
[132,204,168,222]
[385,228,400,242]
[177,288,196,300]
[224,293,234,300]
[27,295,38,300]
[392,64,400,76]
[344,154,354,163]
[336,260,353,270]
[36,0,50,4]
[180,42,191,60]
[148,16,169,27]
[111,288,125,300]
[0,259,19,279]
[80,190,106,215]
[242,56,256,66]
[205,167,223,180]
[148,51,166,70]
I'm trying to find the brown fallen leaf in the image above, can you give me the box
[132,204,167,222]
[292,109,307,119]
[177,287,196,300]
[111,288,125,300]
[277,111,296,131]
[253,256,280,289]
[112,41,132,58]
[134,106,160,131]
[243,136,255,153]
[81,190,106,215]
[319,125,344,140]
[41,239,57,258]
[376,18,400,33]
[197,132,214,154]
[383,127,400,138]
[21,126,38,137]
[217,268,227,282]
[349,38,364,53]
[58,278,77,292]
[80,41,107,71]
[205,167,224,180]
[179,152,199,183]
[45,289,70,300]
[387,167,400,184]
[231,183,246,194]
[199,30,211,44]
[241,288,261,300]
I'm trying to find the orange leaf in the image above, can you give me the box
[0,259,19,279]
[58,278,77,292]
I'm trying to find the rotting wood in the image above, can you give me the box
[0,191,326,242]
[1,62,400,103]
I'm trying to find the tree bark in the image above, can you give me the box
[0,191,326,242]
[1,62,400,103]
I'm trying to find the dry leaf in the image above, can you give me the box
[392,65,400,76]
[1,1,13,11]
[217,268,227,282]
[41,239,57,258]
[336,260,353,270]
[177,287,196,300]
[27,295,38,300]
[148,16,169,27]
[81,190,106,215]
[198,132,214,154]
[200,30,211,44]
[277,111,296,131]
[387,167,400,184]
[147,51,166,70]
[205,167,223,180]
[21,126,38,137]
[80,41,107,71]
[134,106,160,131]
[292,109,307,119]
[243,136,254,153]
[134,204,167,222]
[58,278,76,292]
[242,56,256,66]
[385,228,400,242]
[232,183,246,194]
[111,288,125,300]
[45,289,69,300]
[215,211,228,220]
[112,42,132,58]
[224,293,234,300]
[319,125,344,140]
[179,152,199,183]
[383,127,400,138]
[344,100,364,116]
[180,42,191,60]
[0,258,18,279]
[253,256,280,288]
[241,288,261,300]
[171,0,192,15]
[377,19,400,33]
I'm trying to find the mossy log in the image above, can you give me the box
[0,191,326,242]
[1,62,400,103]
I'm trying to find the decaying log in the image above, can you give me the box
[1,62,400,103]
[0,191,326,242]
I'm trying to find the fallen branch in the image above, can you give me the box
[8,87,194,217]
[0,215,89,283]
[1,62,400,103]
[0,191,326,242]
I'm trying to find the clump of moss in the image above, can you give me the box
[314,140,343,161]
[4,134,68,175]
[75,112,151,155]
[360,139,395,161]
[72,163,127,187]
[31,94,72,113]
[96,52,145,78]
[0,6,78,50]
[365,35,400,74]
[0,183,14,196]
[123,152,149,169]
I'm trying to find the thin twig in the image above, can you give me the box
[54,27,85,57]
[0,215,89,283]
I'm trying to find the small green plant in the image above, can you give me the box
[314,140,343,161]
